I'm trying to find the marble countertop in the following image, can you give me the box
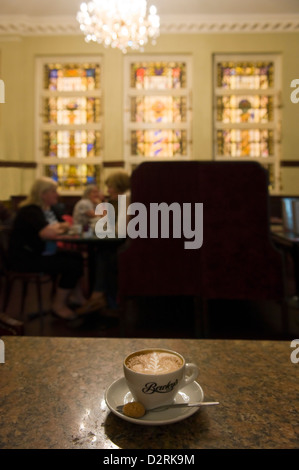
[0,336,298,449]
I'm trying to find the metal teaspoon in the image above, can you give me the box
[116,401,219,414]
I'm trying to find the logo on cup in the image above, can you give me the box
[142,379,179,394]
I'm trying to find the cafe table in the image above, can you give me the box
[54,233,125,295]
[271,224,299,301]
[0,336,298,450]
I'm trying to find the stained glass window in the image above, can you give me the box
[216,61,274,89]
[214,55,281,191]
[45,63,100,91]
[131,130,187,157]
[36,57,102,193]
[216,129,274,158]
[43,130,100,158]
[125,57,192,169]
[131,62,187,89]
[45,97,100,125]
[45,164,100,191]
[216,95,273,123]
[131,96,187,123]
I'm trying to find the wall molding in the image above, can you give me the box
[0,160,298,169]
[0,14,299,38]
[0,161,36,168]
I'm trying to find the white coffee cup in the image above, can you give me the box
[123,348,199,410]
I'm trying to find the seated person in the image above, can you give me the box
[72,185,103,228]
[76,171,131,314]
[105,171,131,226]
[0,201,13,226]
[8,177,100,320]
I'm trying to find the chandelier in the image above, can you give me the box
[77,0,160,54]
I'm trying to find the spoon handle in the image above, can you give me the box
[150,401,219,412]
[116,401,219,413]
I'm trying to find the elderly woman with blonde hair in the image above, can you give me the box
[9,177,89,320]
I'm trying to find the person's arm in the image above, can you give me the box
[39,222,67,239]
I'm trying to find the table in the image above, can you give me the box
[1,336,298,449]
[271,225,299,299]
[55,234,125,297]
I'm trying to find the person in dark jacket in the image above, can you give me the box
[9,177,88,320]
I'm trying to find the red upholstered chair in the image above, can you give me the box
[118,161,204,337]
[196,161,288,337]
[118,161,288,338]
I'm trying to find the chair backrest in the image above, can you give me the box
[197,161,285,300]
[118,161,285,301]
[118,161,202,296]
[0,227,10,275]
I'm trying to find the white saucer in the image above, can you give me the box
[105,377,204,426]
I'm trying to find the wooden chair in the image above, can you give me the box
[118,161,288,338]
[0,312,24,336]
[0,227,55,333]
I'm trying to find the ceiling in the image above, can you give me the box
[1,0,299,18]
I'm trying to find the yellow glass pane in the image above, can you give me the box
[131,130,187,157]
[44,63,100,91]
[131,96,186,123]
[216,95,273,123]
[131,62,186,89]
[45,164,100,190]
[45,97,100,124]
[217,61,274,89]
[217,129,273,157]
[43,130,100,158]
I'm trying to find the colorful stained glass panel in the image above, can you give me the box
[131,62,186,89]
[45,164,100,190]
[45,97,100,124]
[217,129,274,157]
[216,95,273,123]
[43,130,100,158]
[131,96,186,123]
[131,130,187,157]
[45,63,100,91]
[217,61,274,89]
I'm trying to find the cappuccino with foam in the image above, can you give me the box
[126,350,183,375]
[123,348,199,410]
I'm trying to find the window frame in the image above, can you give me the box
[123,54,193,173]
[35,55,103,195]
[213,53,282,192]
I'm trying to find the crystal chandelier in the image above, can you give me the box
[77,0,160,54]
